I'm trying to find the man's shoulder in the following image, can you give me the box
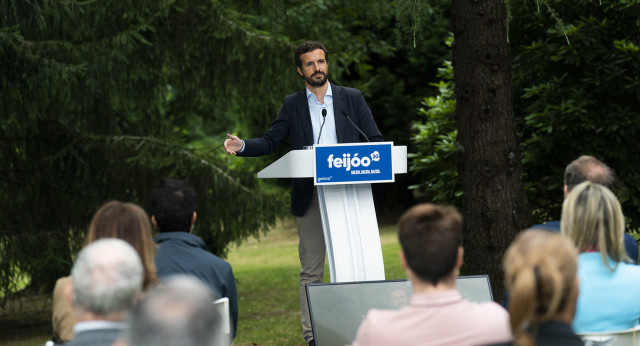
[529,220,561,232]
[155,231,204,246]
[283,88,306,103]
[444,298,510,327]
[331,83,362,97]
[68,326,125,346]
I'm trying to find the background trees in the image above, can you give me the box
[511,0,640,227]
[1,0,450,299]
[3,0,638,306]
[410,0,640,298]
[0,0,298,295]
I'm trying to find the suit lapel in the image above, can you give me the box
[296,90,314,146]
[332,83,347,143]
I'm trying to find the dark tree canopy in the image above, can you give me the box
[0,0,296,297]
[1,0,453,300]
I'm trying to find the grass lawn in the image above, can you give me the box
[228,217,404,346]
[0,217,403,346]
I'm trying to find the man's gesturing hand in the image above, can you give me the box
[224,134,243,156]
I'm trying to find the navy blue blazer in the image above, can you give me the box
[239,83,383,216]
[154,232,239,338]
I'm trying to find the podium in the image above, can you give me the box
[258,143,407,283]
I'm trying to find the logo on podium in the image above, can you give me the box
[314,142,394,185]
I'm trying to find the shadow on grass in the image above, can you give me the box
[0,217,402,346]
[0,294,52,346]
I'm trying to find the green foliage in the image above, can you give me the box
[409,57,462,207]
[0,0,292,299]
[0,0,454,301]
[510,0,640,226]
[411,0,640,229]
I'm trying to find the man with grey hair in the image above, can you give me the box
[66,238,143,346]
[127,275,229,346]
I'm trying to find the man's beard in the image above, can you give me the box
[305,71,328,88]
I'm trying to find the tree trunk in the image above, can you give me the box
[451,0,531,301]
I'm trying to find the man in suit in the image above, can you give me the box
[66,238,143,346]
[224,40,383,345]
[352,204,512,346]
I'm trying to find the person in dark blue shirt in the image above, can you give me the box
[150,178,238,338]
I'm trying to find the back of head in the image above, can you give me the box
[397,203,462,285]
[72,238,144,317]
[129,275,228,346]
[561,181,628,268]
[150,178,197,233]
[294,40,329,68]
[85,200,157,289]
[504,230,579,346]
[564,155,615,192]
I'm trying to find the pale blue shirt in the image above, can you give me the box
[573,252,640,333]
[307,83,338,145]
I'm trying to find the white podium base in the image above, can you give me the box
[318,184,385,283]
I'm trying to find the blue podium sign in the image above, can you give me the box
[314,142,394,185]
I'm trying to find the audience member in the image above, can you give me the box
[52,201,158,342]
[562,181,640,332]
[531,155,638,262]
[150,178,238,337]
[493,230,582,346]
[126,275,229,346]
[66,238,143,346]
[352,204,511,346]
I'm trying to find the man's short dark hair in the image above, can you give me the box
[294,41,329,68]
[397,203,463,286]
[150,178,196,233]
[564,155,615,192]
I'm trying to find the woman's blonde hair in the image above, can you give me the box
[561,181,629,269]
[85,201,158,290]
[504,230,579,346]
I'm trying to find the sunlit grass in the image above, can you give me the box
[228,218,403,346]
[1,217,402,346]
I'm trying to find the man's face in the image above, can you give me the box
[297,48,328,88]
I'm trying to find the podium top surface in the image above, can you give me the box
[257,145,407,179]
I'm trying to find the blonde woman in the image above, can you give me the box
[562,181,640,333]
[51,201,158,342]
[495,230,582,346]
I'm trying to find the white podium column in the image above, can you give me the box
[318,184,385,283]
[257,145,407,284]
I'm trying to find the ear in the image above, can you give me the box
[563,185,569,198]
[296,66,303,77]
[191,211,197,225]
[151,215,158,228]
[399,250,408,270]
[65,281,75,307]
[456,247,464,270]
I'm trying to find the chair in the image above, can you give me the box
[579,324,640,346]
[213,297,231,336]
[305,276,493,346]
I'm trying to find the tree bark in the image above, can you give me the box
[451,0,531,301]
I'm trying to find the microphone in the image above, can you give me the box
[341,110,369,142]
[317,108,327,144]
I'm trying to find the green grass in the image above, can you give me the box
[228,217,404,346]
[0,218,403,346]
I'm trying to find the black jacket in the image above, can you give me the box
[239,83,383,216]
